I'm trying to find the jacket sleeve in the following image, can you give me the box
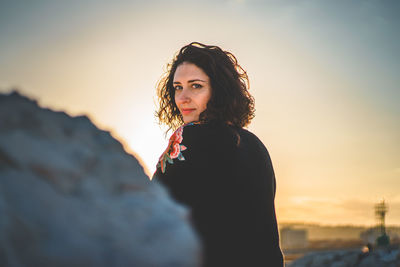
[231,132,283,266]
[209,134,283,267]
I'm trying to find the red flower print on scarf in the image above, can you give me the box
[156,125,187,173]
[155,122,202,174]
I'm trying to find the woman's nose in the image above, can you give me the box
[176,88,190,103]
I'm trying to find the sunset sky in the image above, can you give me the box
[1,0,399,226]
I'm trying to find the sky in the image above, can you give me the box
[1,0,399,226]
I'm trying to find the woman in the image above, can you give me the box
[153,42,284,267]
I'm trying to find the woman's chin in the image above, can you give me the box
[183,117,199,124]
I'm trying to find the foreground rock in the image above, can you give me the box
[0,91,201,266]
[289,247,400,267]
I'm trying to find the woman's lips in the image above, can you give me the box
[181,108,195,115]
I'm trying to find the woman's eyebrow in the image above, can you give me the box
[188,79,206,83]
[173,79,207,84]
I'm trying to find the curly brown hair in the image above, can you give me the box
[156,42,255,132]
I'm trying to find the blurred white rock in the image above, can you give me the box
[0,91,201,267]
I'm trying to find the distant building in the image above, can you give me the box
[360,227,398,245]
[280,228,308,249]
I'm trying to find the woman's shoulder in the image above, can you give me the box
[235,127,272,160]
[182,122,268,148]
[181,121,230,138]
[154,121,233,176]
[181,120,227,133]
[166,122,241,167]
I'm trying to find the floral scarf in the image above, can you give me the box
[156,122,200,173]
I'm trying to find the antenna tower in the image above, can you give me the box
[375,199,388,235]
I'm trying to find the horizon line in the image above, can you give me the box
[278,221,400,228]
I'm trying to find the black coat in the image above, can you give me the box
[153,121,284,267]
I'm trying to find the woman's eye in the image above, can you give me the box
[174,85,183,90]
[192,84,202,89]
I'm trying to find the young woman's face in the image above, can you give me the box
[173,62,212,124]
